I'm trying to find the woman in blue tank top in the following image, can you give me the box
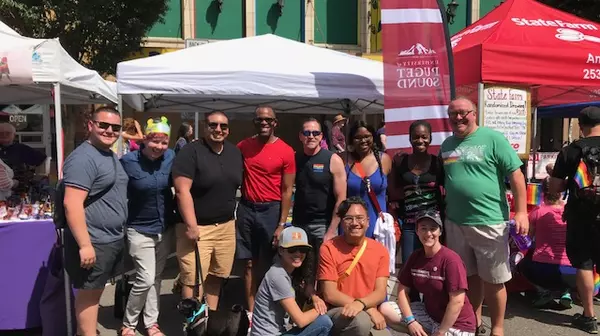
[344,121,392,238]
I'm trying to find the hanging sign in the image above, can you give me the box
[481,85,531,159]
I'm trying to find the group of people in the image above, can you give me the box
[59,98,600,336]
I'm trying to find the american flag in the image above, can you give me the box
[381,0,454,156]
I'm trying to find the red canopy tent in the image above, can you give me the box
[452,0,600,106]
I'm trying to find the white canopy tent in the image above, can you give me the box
[0,21,120,179]
[117,34,384,115]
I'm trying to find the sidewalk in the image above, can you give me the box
[97,257,600,336]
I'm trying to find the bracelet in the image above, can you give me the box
[354,298,367,310]
[402,315,415,324]
[406,319,417,326]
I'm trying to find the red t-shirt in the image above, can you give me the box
[238,136,295,202]
[399,246,476,333]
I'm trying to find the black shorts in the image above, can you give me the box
[64,233,125,290]
[235,199,280,261]
[566,219,600,271]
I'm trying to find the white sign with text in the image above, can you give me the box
[482,86,530,158]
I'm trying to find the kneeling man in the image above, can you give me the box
[318,196,391,336]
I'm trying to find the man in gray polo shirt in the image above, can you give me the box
[63,106,129,336]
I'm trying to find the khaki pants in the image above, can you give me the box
[175,221,236,286]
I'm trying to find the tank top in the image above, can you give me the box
[293,149,335,226]
[346,161,387,238]
[392,154,443,226]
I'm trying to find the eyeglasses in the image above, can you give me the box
[92,120,122,132]
[208,122,229,131]
[448,110,474,118]
[342,216,367,224]
[301,130,322,137]
[254,117,276,124]
[286,246,310,254]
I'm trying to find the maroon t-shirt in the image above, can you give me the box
[399,246,476,332]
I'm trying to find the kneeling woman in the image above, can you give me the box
[251,227,333,336]
[380,211,476,336]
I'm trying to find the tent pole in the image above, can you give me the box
[117,95,123,156]
[477,82,484,126]
[53,83,64,180]
[531,106,538,182]
[194,112,200,139]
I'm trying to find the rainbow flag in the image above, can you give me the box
[595,271,600,296]
[526,183,543,206]
[574,160,592,188]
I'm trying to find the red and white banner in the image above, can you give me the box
[0,48,33,86]
[381,0,454,155]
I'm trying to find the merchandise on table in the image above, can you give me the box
[0,177,53,221]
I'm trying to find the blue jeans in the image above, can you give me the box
[401,224,422,263]
[401,224,422,302]
[282,315,333,336]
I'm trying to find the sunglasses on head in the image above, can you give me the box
[254,117,276,124]
[93,120,121,132]
[301,130,322,137]
[208,122,229,130]
[286,246,310,254]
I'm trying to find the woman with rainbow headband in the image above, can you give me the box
[518,178,579,309]
[119,117,177,336]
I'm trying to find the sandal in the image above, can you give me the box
[147,324,164,336]
[119,326,136,336]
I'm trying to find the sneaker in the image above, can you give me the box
[560,292,573,309]
[475,324,487,336]
[572,313,598,334]
[532,291,555,308]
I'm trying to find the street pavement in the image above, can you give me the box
[96,256,600,336]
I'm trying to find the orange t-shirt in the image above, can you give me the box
[318,237,390,299]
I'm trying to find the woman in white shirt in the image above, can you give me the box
[0,158,17,200]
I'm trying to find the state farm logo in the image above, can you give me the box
[395,43,440,89]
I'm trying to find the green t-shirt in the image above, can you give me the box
[440,127,523,225]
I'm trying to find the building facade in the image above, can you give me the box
[131,0,565,152]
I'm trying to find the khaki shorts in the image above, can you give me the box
[445,219,511,284]
[176,220,236,286]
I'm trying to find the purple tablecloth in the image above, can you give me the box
[0,220,55,330]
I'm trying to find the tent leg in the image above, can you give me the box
[477,82,484,125]
[195,112,200,139]
[53,83,64,180]
[531,107,538,182]
[117,95,124,156]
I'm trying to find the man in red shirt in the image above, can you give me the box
[237,106,296,319]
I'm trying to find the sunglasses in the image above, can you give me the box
[254,117,276,124]
[208,122,229,130]
[286,246,310,254]
[92,120,122,132]
[448,110,473,118]
[301,130,322,137]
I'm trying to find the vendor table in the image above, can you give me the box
[0,219,55,330]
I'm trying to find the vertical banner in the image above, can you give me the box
[381,0,455,155]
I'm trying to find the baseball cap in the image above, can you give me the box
[415,210,443,229]
[578,106,600,127]
[279,227,312,249]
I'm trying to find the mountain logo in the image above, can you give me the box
[398,43,436,56]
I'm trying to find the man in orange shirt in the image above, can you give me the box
[318,197,391,336]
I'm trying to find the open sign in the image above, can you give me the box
[9,114,28,131]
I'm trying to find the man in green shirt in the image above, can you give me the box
[440,97,528,336]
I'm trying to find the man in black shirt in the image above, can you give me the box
[550,106,600,334]
[293,118,346,265]
[172,111,243,310]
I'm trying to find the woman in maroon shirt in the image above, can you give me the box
[380,210,476,336]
